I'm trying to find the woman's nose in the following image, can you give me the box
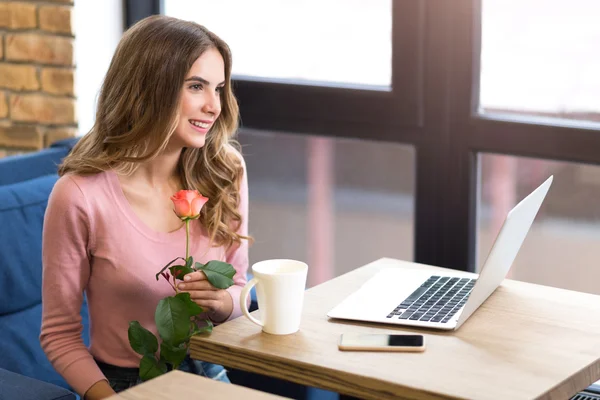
[202,91,221,115]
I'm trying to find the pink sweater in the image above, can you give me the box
[40,168,249,396]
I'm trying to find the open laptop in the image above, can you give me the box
[327,176,553,331]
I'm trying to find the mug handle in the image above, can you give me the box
[240,278,263,328]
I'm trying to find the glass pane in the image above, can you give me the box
[164,0,392,88]
[480,0,600,124]
[478,153,600,295]
[241,129,414,287]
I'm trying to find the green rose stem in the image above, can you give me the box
[172,219,190,293]
[173,276,179,293]
[185,219,190,260]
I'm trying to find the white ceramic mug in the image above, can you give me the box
[240,259,308,335]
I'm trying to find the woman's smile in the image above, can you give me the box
[189,119,212,133]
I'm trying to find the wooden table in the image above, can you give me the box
[190,258,600,400]
[107,370,290,399]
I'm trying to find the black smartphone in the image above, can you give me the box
[338,333,426,352]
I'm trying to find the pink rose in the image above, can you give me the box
[170,190,208,220]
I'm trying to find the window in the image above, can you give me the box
[164,0,392,88]
[240,129,414,286]
[478,153,600,295]
[74,0,123,135]
[480,0,600,125]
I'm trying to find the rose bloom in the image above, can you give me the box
[170,190,209,220]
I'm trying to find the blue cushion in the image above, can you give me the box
[0,149,68,187]
[0,367,75,400]
[49,137,79,150]
[0,302,90,390]
[0,137,77,187]
[0,174,59,315]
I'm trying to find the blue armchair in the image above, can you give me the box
[0,138,84,400]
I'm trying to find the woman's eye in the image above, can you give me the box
[216,86,224,94]
[189,84,202,91]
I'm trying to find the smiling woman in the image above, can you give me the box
[39,15,250,400]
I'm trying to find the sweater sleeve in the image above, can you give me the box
[39,175,107,396]
[223,153,250,322]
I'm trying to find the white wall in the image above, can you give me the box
[74,1,124,136]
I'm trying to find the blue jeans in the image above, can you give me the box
[96,355,229,393]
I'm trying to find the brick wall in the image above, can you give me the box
[0,0,76,158]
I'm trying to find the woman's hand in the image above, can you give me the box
[178,271,233,322]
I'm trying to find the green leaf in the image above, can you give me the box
[155,296,190,345]
[159,341,187,370]
[194,261,205,270]
[139,354,167,381]
[155,257,186,280]
[169,264,194,280]
[128,321,158,356]
[175,292,203,316]
[195,260,236,289]
[204,260,236,279]
[185,256,194,269]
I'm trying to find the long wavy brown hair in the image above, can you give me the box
[60,15,248,249]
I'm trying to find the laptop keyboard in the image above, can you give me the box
[386,275,476,324]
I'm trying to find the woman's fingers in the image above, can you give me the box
[186,290,220,300]
[192,299,220,313]
[188,291,233,322]
[183,271,207,282]
[185,290,227,315]
[178,280,217,291]
[179,285,231,320]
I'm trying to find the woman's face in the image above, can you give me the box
[171,47,225,149]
